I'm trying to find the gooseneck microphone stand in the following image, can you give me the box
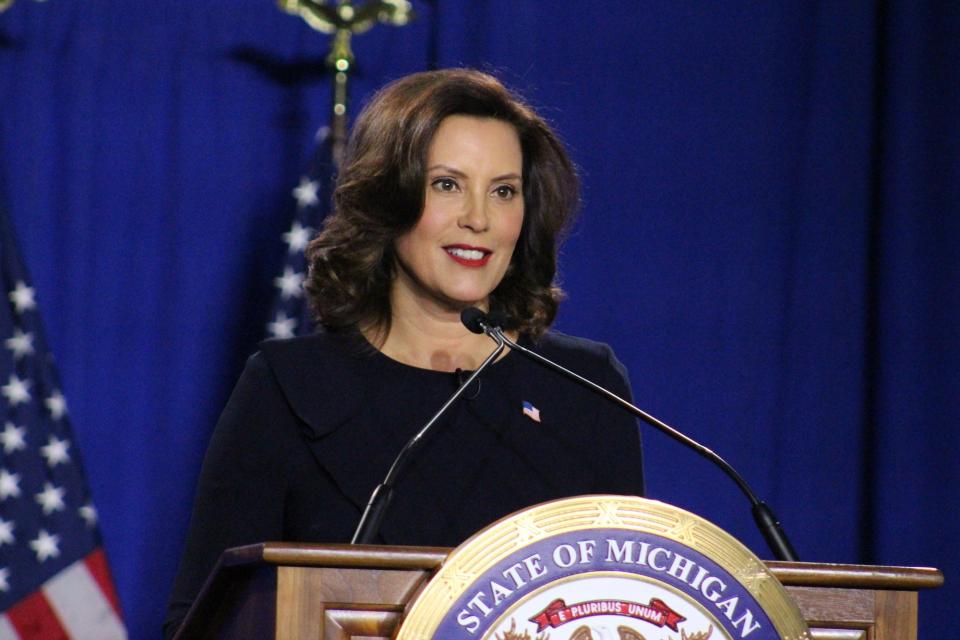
[350,317,506,545]
[464,309,798,562]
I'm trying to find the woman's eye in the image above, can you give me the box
[493,185,517,199]
[432,178,458,192]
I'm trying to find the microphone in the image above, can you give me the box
[464,308,799,562]
[460,306,491,334]
[350,310,506,545]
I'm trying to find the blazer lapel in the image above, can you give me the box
[259,332,382,511]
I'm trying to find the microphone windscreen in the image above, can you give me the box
[460,307,487,334]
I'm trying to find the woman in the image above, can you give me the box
[164,69,643,637]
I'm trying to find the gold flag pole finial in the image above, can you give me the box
[0,0,50,14]
[279,0,414,165]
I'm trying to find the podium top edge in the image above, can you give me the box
[766,560,944,589]
[226,542,449,570]
[223,543,943,590]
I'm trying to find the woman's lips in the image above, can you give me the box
[444,245,492,267]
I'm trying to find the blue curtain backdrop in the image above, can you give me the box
[1,1,957,637]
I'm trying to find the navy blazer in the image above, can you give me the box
[165,330,644,637]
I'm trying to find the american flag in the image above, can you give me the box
[0,212,126,638]
[522,401,542,423]
[265,127,336,340]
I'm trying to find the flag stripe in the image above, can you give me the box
[6,590,68,639]
[84,548,122,618]
[0,615,20,640]
[44,556,126,640]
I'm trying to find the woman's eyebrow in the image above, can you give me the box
[426,164,466,176]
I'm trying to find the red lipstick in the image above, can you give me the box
[443,244,492,267]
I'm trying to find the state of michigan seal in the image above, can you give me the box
[396,496,809,640]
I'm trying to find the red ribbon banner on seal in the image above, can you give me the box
[529,597,686,632]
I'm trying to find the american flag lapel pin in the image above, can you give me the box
[521,400,541,423]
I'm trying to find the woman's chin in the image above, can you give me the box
[430,288,492,312]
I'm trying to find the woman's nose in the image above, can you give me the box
[458,192,490,232]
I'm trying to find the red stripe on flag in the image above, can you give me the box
[7,590,68,639]
[84,548,123,619]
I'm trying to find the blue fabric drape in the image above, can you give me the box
[1,2,956,637]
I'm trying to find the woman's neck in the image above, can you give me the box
[369,289,507,372]
[374,310,491,372]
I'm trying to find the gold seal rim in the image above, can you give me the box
[396,495,809,640]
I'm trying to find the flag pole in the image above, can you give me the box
[266,1,413,339]
[278,0,414,165]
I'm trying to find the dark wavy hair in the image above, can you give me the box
[304,68,579,339]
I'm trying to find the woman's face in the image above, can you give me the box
[392,114,524,315]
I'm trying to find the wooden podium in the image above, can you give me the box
[175,542,943,640]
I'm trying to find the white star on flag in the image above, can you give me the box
[314,125,331,144]
[40,435,71,467]
[274,267,305,300]
[8,280,36,313]
[267,311,298,339]
[4,327,34,359]
[29,529,61,562]
[0,469,21,500]
[45,388,68,420]
[0,421,26,454]
[283,220,313,254]
[0,567,9,593]
[1,373,31,406]
[0,517,14,546]
[292,177,320,208]
[35,482,66,514]
[79,503,98,528]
